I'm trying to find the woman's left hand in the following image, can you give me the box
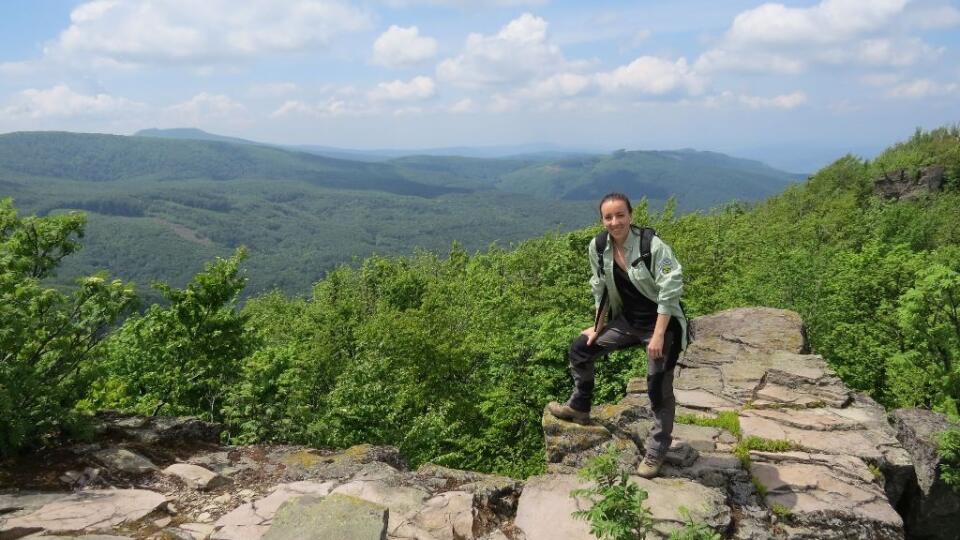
[647,333,664,362]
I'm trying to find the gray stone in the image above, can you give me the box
[212,481,336,540]
[330,475,429,532]
[874,166,945,201]
[392,490,475,540]
[163,463,231,490]
[261,494,387,540]
[890,408,960,540]
[514,474,729,540]
[687,307,807,354]
[93,447,157,474]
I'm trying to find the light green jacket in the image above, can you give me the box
[588,227,689,350]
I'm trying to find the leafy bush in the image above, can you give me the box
[570,444,654,540]
[0,198,135,455]
[939,427,960,492]
[668,508,723,540]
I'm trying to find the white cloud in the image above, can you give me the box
[695,0,940,74]
[886,78,959,98]
[860,72,903,86]
[725,0,907,46]
[596,57,705,97]
[165,93,246,122]
[49,0,372,66]
[519,72,592,99]
[369,76,436,101]
[1,84,143,118]
[437,13,572,88]
[739,91,808,109]
[447,98,475,113]
[372,26,438,68]
[270,98,369,117]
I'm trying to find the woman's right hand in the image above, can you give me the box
[581,326,600,346]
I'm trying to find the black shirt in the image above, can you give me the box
[613,262,659,326]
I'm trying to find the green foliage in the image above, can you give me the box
[570,444,654,540]
[668,508,722,540]
[0,198,135,455]
[734,437,796,467]
[771,503,793,521]
[81,248,253,419]
[675,411,741,438]
[938,427,960,492]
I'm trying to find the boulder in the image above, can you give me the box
[212,481,336,540]
[874,166,945,201]
[330,467,430,532]
[261,494,387,540]
[163,463,232,490]
[890,408,960,540]
[687,307,808,354]
[514,474,729,540]
[93,447,157,474]
[392,490,475,540]
[95,411,222,445]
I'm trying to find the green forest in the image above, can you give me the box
[0,131,797,303]
[2,127,958,479]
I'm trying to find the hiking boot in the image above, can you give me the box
[636,454,664,478]
[547,401,591,425]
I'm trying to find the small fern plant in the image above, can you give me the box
[570,444,654,540]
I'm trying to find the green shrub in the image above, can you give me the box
[570,444,654,540]
[938,427,960,492]
[668,507,722,540]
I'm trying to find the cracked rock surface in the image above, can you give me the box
[0,308,944,539]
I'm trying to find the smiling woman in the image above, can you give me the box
[548,191,688,479]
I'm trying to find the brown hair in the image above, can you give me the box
[598,192,632,215]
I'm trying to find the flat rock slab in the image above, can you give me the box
[212,481,336,540]
[688,307,807,353]
[739,411,883,461]
[514,474,729,540]
[1,489,166,538]
[672,424,721,452]
[674,389,739,413]
[262,494,387,540]
[750,452,902,539]
[392,490,475,540]
[330,478,429,531]
[163,463,231,490]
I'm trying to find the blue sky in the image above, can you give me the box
[1,0,958,170]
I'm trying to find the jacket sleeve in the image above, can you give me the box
[651,236,683,314]
[588,238,604,310]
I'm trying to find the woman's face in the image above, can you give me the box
[600,199,632,243]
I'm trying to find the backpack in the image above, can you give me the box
[592,225,692,343]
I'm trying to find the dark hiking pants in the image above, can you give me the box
[567,315,682,458]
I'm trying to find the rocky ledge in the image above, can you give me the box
[1,307,958,539]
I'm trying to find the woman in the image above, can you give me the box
[547,192,689,478]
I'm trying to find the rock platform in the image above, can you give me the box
[2,308,956,539]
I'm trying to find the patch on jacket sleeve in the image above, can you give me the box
[657,257,674,275]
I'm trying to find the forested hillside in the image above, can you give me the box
[0,131,797,300]
[3,127,958,481]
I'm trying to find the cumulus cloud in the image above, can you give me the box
[695,0,938,73]
[518,72,592,100]
[1,84,143,118]
[738,91,808,109]
[437,13,573,88]
[904,3,960,29]
[165,93,246,123]
[596,57,705,97]
[372,26,438,68]
[446,98,475,113]
[383,0,548,7]
[368,76,436,101]
[48,0,372,66]
[886,78,959,98]
[270,98,368,117]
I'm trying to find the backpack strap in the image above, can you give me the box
[630,226,657,274]
[594,230,609,276]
